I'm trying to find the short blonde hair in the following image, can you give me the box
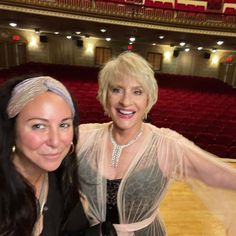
[97,51,158,115]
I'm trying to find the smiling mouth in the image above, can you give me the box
[117,109,135,116]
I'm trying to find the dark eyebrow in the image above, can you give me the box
[27,117,73,122]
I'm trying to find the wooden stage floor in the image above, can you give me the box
[160,161,236,236]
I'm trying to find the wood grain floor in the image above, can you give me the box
[160,161,236,236]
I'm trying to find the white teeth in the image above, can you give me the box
[119,109,134,115]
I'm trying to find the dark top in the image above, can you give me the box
[41,173,89,236]
[106,179,121,224]
[40,172,63,235]
[0,172,88,236]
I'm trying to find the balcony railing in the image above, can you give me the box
[0,0,236,31]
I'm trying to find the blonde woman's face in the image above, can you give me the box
[107,76,148,132]
[14,92,73,173]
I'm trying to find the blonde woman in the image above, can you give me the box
[77,52,236,236]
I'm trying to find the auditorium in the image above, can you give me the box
[0,1,236,235]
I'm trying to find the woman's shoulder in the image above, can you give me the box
[146,122,181,139]
[79,122,111,133]
[146,123,195,150]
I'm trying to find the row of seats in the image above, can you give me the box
[52,0,236,16]
[205,144,236,159]
[0,63,235,158]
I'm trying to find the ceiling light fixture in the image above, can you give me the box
[217,40,224,45]
[197,47,203,51]
[75,31,81,35]
[105,37,111,41]
[129,37,136,42]
[159,36,164,39]
[66,35,72,39]
[185,48,190,52]
[212,48,217,53]
[100,28,107,33]
[54,32,59,35]
[179,42,186,46]
[9,22,17,27]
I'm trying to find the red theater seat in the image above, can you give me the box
[214,134,234,146]
[206,144,229,158]
[228,146,236,159]
[195,133,216,146]
[196,5,205,12]
[224,7,236,14]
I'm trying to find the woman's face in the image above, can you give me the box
[14,91,74,173]
[107,76,148,132]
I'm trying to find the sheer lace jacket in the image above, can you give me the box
[76,122,236,236]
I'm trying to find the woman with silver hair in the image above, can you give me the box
[0,76,88,236]
[77,51,236,236]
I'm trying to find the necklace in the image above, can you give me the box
[110,125,143,168]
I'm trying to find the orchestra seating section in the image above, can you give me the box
[0,62,235,159]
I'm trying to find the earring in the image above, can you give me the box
[12,145,16,153]
[67,142,75,156]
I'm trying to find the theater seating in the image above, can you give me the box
[0,63,235,159]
